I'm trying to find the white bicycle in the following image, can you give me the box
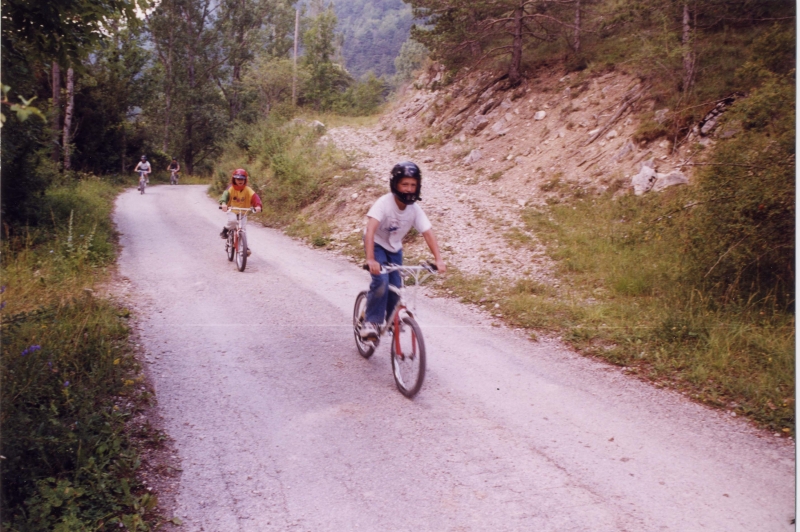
[353,263,437,398]
[220,206,254,272]
[137,170,148,194]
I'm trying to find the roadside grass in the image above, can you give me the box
[442,191,794,433]
[1,178,160,530]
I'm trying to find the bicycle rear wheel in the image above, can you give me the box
[236,232,247,271]
[226,233,235,261]
[353,291,375,358]
[391,315,426,398]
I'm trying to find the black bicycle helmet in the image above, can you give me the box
[390,161,422,205]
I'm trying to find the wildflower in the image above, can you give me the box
[63,381,70,387]
[20,345,40,357]
[0,286,5,294]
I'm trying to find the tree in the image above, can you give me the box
[409,0,574,86]
[301,2,354,110]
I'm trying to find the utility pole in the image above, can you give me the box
[292,8,299,106]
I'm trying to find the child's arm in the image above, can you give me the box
[365,217,381,275]
[250,193,263,212]
[422,229,446,273]
[218,189,231,211]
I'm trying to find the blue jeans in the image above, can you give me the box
[365,244,402,325]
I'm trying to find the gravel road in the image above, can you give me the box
[114,185,794,531]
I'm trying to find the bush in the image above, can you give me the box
[678,73,794,307]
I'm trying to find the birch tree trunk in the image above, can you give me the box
[62,67,75,171]
[51,63,61,162]
[573,0,581,53]
[682,2,695,93]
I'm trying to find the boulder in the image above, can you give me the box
[463,149,482,165]
[464,115,489,136]
[631,161,657,195]
[651,171,688,192]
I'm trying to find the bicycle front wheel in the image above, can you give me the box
[353,291,375,359]
[226,233,235,261]
[390,315,426,398]
[236,232,247,271]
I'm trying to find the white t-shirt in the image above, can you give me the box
[366,193,432,253]
[137,161,151,172]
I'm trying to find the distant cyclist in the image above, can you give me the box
[360,161,446,340]
[218,168,262,239]
[167,157,180,179]
[134,155,152,184]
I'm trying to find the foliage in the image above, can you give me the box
[301,2,355,111]
[1,178,154,530]
[334,0,413,78]
[0,0,144,67]
[678,73,794,307]
[393,39,429,84]
[212,115,356,225]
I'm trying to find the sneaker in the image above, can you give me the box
[246,248,251,256]
[359,322,379,340]
[220,228,229,239]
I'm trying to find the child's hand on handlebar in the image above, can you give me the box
[367,259,381,275]
[254,206,262,213]
[221,205,228,212]
[435,259,446,273]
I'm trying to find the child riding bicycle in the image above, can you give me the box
[134,155,151,184]
[360,161,446,340]
[219,168,262,240]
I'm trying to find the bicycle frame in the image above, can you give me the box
[370,264,435,351]
[226,207,252,246]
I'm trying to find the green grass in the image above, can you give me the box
[1,178,160,530]
[443,191,794,434]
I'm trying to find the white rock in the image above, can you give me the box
[463,149,482,164]
[351,193,359,200]
[651,171,689,192]
[588,128,601,136]
[606,129,618,139]
[631,166,657,196]
[534,110,547,120]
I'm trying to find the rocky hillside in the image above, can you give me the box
[312,64,723,281]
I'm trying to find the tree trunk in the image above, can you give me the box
[573,0,581,53]
[62,67,75,171]
[682,2,695,93]
[185,46,196,174]
[507,5,524,86]
[51,63,61,162]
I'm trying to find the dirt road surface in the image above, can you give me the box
[114,185,794,531]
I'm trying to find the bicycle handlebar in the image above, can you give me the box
[219,206,256,213]
[362,262,438,274]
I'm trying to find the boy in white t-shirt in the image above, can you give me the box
[360,161,446,339]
